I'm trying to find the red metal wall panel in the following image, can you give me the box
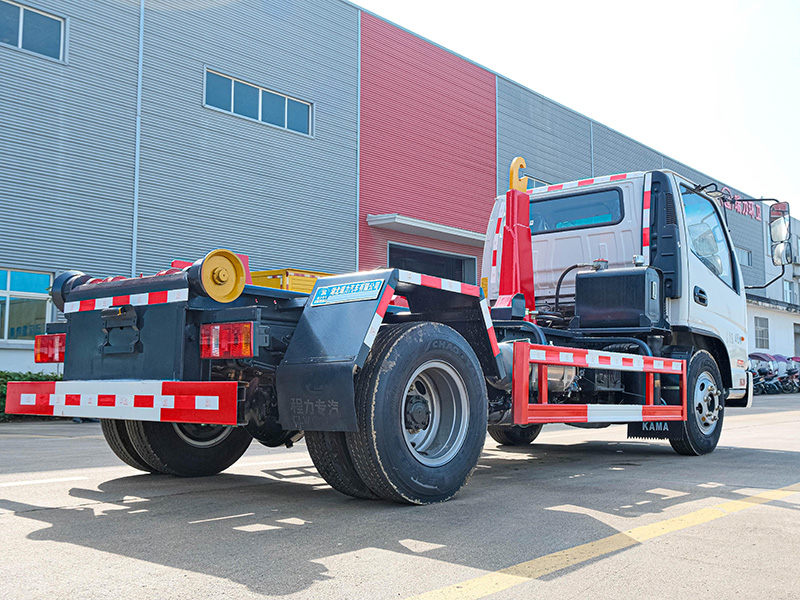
[359,13,496,271]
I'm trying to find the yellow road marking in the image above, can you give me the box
[407,482,800,600]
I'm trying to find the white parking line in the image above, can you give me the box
[0,476,89,488]
[189,512,255,524]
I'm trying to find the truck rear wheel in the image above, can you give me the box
[346,322,488,504]
[488,424,543,446]
[305,431,378,499]
[670,350,724,456]
[125,421,252,477]
[101,419,159,473]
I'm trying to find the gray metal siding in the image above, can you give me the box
[725,207,766,288]
[496,77,592,193]
[135,0,359,275]
[591,123,662,175]
[661,157,766,287]
[0,0,139,276]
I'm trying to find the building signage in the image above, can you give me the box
[722,187,761,221]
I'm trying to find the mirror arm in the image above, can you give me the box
[745,264,785,290]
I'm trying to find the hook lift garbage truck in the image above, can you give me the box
[6,158,793,504]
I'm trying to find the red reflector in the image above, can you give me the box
[200,322,254,359]
[34,334,66,363]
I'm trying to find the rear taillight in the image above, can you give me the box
[200,322,254,359]
[34,334,66,363]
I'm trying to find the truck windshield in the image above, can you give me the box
[680,185,735,290]
[529,189,623,234]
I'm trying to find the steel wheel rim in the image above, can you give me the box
[401,360,470,467]
[693,371,721,436]
[172,423,233,448]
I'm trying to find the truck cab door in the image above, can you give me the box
[677,178,748,390]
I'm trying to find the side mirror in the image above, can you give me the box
[688,223,718,257]
[772,241,793,266]
[769,202,791,243]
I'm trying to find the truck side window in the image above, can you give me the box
[529,189,623,234]
[679,185,735,290]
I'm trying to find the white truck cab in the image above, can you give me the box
[482,168,777,407]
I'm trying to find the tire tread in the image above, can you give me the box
[126,421,252,477]
[670,350,724,456]
[305,430,378,499]
[487,424,543,446]
[101,419,159,473]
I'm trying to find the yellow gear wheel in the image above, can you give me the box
[200,249,246,303]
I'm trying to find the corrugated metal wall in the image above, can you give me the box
[662,157,765,288]
[135,0,359,275]
[591,122,662,175]
[497,76,766,289]
[0,0,768,292]
[0,0,140,276]
[496,78,592,191]
[359,12,496,271]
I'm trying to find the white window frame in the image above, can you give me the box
[784,280,796,305]
[0,267,53,346]
[203,68,314,137]
[735,247,752,267]
[0,0,66,62]
[754,316,769,349]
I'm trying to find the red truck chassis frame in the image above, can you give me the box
[512,342,687,424]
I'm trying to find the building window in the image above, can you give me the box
[735,247,752,267]
[204,69,312,135]
[526,176,549,190]
[784,281,797,305]
[0,1,64,60]
[0,269,52,341]
[754,316,769,349]
[388,244,477,285]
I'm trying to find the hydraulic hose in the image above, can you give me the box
[554,263,589,313]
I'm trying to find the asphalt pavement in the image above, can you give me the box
[1,395,798,599]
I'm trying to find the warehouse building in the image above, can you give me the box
[1,0,798,371]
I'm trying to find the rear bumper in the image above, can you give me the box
[5,380,239,425]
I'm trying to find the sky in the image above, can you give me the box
[354,0,800,210]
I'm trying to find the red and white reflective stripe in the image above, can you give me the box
[522,404,684,423]
[397,271,480,297]
[642,172,652,265]
[5,380,238,425]
[362,284,395,352]
[528,344,683,374]
[528,173,631,195]
[479,298,500,356]
[64,288,189,313]
[489,201,506,296]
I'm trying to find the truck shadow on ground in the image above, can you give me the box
[2,439,799,597]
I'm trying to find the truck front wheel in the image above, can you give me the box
[346,322,488,504]
[125,421,252,477]
[670,350,724,456]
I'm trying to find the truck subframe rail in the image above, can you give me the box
[511,342,688,424]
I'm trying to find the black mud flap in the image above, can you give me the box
[276,269,504,432]
[277,270,397,432]
[628,421,682,440]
